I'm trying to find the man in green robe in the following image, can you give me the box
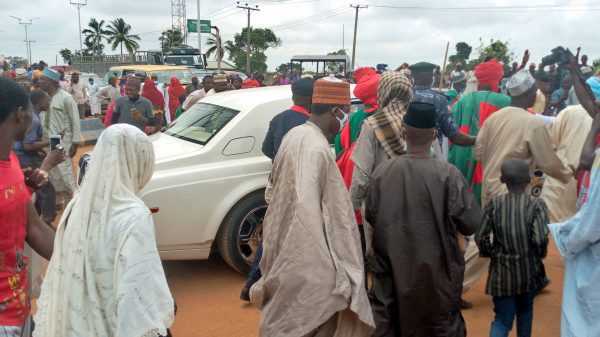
[448,58,510,203]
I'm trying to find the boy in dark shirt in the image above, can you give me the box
[476,158,549,337]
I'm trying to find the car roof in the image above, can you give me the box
[200,84,358,112]
[108,65,189,71]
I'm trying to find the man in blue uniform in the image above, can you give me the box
[409,62,475,157]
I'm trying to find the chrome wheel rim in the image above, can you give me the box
[237,205,267,266]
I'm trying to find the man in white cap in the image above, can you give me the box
[38,68,81,208]
[475,68,573,206]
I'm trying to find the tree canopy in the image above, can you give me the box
[106,18,140,56]
[275,62,303,74]
[159,29,185,51]
[327,49,347,72]
[448,42,472,65]
[226,27,281,73]
[82,18,109,56]
[59,49,73,65]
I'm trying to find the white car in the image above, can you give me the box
[81,85,361,273]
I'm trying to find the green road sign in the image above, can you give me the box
[187,19,211,33]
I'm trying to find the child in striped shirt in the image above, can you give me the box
[476,158,549,337]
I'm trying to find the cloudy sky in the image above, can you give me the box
[1,0,598,72]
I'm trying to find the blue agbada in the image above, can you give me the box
[548,150,600,337]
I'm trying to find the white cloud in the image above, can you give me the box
[1,0,598,72]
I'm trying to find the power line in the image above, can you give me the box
[10,15,39,64]
[268,6,348,30]
[367,2,600,12]
[270,9,353,32]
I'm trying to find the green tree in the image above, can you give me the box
[275,62,303,74]
[326,49,347,72]
[593,58,600,71]
[5,56,28,67]
[229,27,281,73]
[476,38,514,65]
[59,49,73,65]
[159,29,184,51]
[448,42,472,65]
[106,18,140,57]
[205,33,238,61]
[82,18,109,56]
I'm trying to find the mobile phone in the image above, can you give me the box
[50,135,61,150]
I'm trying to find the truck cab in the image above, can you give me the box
[147,48,207,69]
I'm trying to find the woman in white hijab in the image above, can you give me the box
[34,124,175,337]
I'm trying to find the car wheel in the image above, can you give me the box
[217,191,267,274]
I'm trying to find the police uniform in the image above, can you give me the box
[409,62,459,141]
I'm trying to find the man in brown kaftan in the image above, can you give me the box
[365,102,482,337]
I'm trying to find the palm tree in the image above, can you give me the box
[82,18,109,56]
[106,18,141,57]
[159,29,184,51]
[206,34,238,61]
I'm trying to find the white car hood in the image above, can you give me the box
[150,132,203,161]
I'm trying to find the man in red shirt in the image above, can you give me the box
[0,77,56,336]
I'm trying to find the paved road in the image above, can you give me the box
[166,242,563,337]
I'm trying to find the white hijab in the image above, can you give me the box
[34,124,174,337]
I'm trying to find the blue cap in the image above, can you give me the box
[41,68,60,82]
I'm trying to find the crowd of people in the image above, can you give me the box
[1,44,599,337]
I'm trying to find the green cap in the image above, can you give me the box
[408,62,437,74]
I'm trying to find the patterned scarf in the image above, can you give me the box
[365,72,413,157]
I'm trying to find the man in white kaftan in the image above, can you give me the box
[250,79,374,337]
[87,77,101,116]
[541,105,592,222]
[38,69,80,206]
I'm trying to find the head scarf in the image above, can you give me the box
[168,77,186,117]
[364,72,413,157]
[35,124,174,337]
[475,58,504,92]
[354,67,376,83]
[141,79,165,108]
[353,72,380,112]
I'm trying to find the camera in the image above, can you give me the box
[541,46,569,67]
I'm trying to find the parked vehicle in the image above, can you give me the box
[103,65,194,86]
[79,85,361,274]
[65,72,106,115]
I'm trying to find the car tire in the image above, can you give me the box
[217,191,267,274]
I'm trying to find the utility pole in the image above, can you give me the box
[70,0,87,52]
[237,2,259,74]
[350,4,367,70]
[10,16,39,65]
[342,24,345,51]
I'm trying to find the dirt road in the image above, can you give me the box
[72,145,564,337]
[166,242,563,337]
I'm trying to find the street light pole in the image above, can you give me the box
[197,0,201,56]
[10,16,39,65]
[70,0,87,52]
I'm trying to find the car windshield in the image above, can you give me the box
[152,69,194,85]
[165,55,200,66]
[163,102,239,145]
